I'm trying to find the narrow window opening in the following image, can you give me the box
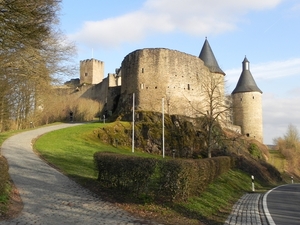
[187,84,190,90]
[142,68,144,73]
[85,72,88,77]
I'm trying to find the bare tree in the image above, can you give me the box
[192,72,230,158]
[274,124,300,150]
[273,124,300,176]
[0,0,76,130]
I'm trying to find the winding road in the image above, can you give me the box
[264,184,300,225]
[0,123,158,225]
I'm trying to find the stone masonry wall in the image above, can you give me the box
[120,48,224,117]
[108,73,122,87]
[232,92,263,142]
[80,59,104,84]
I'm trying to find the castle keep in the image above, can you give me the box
[76,39,263,142]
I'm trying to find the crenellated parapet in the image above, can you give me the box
[80,59,104,84]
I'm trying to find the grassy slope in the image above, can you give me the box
[32,122,275,225]
[268,149,296,183]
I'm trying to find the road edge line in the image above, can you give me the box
[263,184,288,225]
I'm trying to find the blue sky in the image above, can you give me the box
[59,0,300,144]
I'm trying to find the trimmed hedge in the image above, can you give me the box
[94,152,158,195]
[158,156,233,201]
[0,156,9,194]
[94,152,233,202]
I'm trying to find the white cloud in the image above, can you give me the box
[69,0,282,49]
[253,58,300,80]
[225,57,300,86]
[263,93,300,144]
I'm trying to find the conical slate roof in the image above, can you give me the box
[232,57,262,94]
[199,38,225,75]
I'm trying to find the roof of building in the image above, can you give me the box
[232,57,262,94]
[198,38,225,75]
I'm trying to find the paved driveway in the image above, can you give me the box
[0,123,158,225]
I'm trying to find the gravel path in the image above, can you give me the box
[0,123,159,225]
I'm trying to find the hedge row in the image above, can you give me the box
[0,156,9,194]
[159,156,233,201]
[93,152,157,194]
[94,152,233,202]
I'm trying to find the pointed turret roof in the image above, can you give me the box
[232,57,262,94]
[199,38,225,75]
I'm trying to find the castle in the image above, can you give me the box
[74,39,263,142]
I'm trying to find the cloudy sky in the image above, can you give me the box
[60,0,300,144]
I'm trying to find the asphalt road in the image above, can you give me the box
[264,184,300,225]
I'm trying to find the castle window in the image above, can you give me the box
[155,86,157,89]
[140,83,144,89]
[240,98,242,101]
[85,72,88,77]
[142,68,144,73]
[252,96,254,99]
[187,84,190,90]
[246,133,249,137]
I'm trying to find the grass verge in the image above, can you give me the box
[0,182,11,217]
[34,122,268,225]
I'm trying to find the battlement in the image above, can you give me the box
[80,58,104,84]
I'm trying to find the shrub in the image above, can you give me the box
[234,154,282,184]
[94,152,233,202]
[158,156,233,201]
[0,156,9,195]
[248,143,262,159]
[94,152,158,195]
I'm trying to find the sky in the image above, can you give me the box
[59,0,300,145]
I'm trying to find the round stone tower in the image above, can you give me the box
[232,57,263,142]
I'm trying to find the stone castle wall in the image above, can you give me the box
[108,73,122,87]
[74,47,263,142]
[232,92,263,142]
[80,59,104,84]
[120,48,224,117]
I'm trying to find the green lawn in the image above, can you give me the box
[33,121,268,224]
[34,122,159,180]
